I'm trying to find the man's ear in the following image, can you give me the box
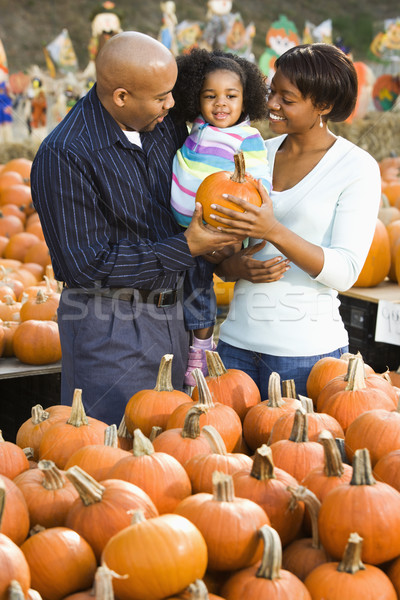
[113,88,128,107]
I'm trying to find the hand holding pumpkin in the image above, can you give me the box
[184,202,247,258]
[209,179,278,240]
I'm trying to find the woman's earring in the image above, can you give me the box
[319,115,324,128]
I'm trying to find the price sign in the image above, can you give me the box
[375,300,400,346]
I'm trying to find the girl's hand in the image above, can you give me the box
[209,179,278,241]
[216,241,290,283]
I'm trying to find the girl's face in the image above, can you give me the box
[266,68,321,134]
[199,69,244,128]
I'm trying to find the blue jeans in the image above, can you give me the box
[217,339,349,400]
[183,256,216,330]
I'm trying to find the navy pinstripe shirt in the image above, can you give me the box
[31,84,195,290]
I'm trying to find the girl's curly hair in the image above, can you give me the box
[171,48,269,124]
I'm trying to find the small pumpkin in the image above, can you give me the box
[353,218,391,287]
[13,319,62,365]
[304,532,397,600]
[196,151,262,228]
[124,354,191,437]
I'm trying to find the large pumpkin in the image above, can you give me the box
[196,151,261,228]
[101,510,208,600]
[353,218,391,287]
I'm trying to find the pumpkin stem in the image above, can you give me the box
[153,354,174,392]
[318,430,345,477]
[117,415,133,443]
[287,485,321,549]
[93,565,120,599]
[192,368,215,409]
[181,406,206,439]
[337,532,366,574]
[67,389,89,427]
[212,471,235,502]
[282,379,297,399]
[267,372,284,407]
[256,524,283,580]
[149,426,163,441]
[6,581,25,600]
[0,430,4,443]
[350,448,376,486]
[30,404,50,425]
[35,288,48,304]
[184,580,210,599]
[250,445,276,481]
[38,459,68,490]
[23,447,35,461]
[65,465,106,505]
[130,508,146,525]
[345,356,367,391]
[288,407,309,443]
[298,395,314,413]
[205,350,227,377]
[132,429,154,456]
[104,424,118,448]
[202,425,227,454]
[230,151,246,183]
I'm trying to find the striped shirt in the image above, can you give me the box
[171,116,272,227]
[31,84,195,290]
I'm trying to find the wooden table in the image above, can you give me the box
[340,279,400,304]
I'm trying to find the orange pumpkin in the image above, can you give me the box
[304,532,397,599]
[0,480,31,600]
[0,430,30,479]
[107,428,192,514]
[282,486,330,582]
[38,388,108,469]
[2,158,32,184]
[64,423,131,481]
[0,473,30,546]
[269,407,325,483]
[0,185,33,214]
[101,511,208,600]
[174,472,270,572]
[124,354,191,437]
[13,459,79,529]
[353,218,391,287]
[233,445,304,548]
[373,449,400,493]
[19,288,60,322]
[3,231,40,262]
[21,527,97,600]
[13,319,62,365]
[221,524,311,599]
[65,465,158,561]
[242,371,301,451]
[318,448,400,564]
[192,350,261,422]
[166,368,242,453]
[196,151,261,228]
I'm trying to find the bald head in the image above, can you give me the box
[94,31,178,132]
[96,31,175,97]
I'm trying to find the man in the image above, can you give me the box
[31,31,243,425]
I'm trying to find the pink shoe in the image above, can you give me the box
[184,343,216,387]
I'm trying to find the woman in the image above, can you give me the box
[210,43,381,399]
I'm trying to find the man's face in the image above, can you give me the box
[117,60,177,132]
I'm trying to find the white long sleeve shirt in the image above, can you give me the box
[219,134,381,356]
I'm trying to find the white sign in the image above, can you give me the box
[375,300,400,347]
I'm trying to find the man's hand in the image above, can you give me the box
[217,241,290,283]
[184,202,246,257]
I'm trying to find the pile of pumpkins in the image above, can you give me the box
[0,158,61,365]
[2,349,400,599]
[356,155,400,288]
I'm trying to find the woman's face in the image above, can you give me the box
[266,68,321,133]
[199,69,244,128]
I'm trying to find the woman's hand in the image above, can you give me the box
[216,240,290,283]
[209,179,278,240]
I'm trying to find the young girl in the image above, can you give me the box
[170,48,282,386]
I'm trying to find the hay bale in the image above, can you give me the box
[0,140,41,165]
